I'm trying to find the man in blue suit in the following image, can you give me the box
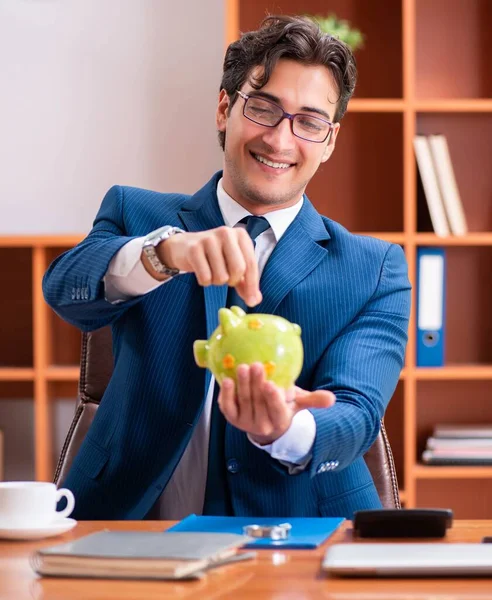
[43,15,411,520]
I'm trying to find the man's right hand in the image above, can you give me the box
[156,227,261,307]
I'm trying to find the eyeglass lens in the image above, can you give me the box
[244,96,331,142]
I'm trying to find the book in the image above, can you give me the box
[427,437,492,450]
[422,451,492,466]
[167,514,345,549]
[428,134,468,236]
[30,530,252,580]
[433,424,492,439]
[413,135,450,237]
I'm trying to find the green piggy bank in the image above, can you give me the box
[193,306,303,389]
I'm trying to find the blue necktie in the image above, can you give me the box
[202,215,270,516]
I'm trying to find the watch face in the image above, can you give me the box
[150,226,173,245]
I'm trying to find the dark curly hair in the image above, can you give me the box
[218,14,357,150]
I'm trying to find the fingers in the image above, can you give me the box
[248,364,270,432]
[218,377,238,422]
[235,230,261,306]
[187,240,213,286]
[262,380,291,433]
[221,230,247,288]
[294,389,336,410]
[184,227,261,307]
[235,364,252,422]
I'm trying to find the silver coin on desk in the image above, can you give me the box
[243,522,292,540]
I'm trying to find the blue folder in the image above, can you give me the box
[166,514,345,549]
[416,247,446,367]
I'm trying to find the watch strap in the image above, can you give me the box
[142,226,184,276]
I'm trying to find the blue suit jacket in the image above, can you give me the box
[43,171,411,520]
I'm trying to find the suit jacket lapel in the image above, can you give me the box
[178,171,227,339]
[256,196,331,315]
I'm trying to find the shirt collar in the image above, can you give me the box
[216,178,303,242]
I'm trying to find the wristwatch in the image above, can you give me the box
[142,225,185,277]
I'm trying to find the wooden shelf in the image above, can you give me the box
[415,365,492,380]
[414,465,492,479]
[355,232,407,244]
[399,490,407,504]
[0,235,84,248]
[0,367,34,381]
[45,366,80,381]
[349,99,405,112]
[415,99,492,113]
[414,233,492,246]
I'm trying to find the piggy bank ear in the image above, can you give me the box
[293,323,302,336]
[219,307,242,334]
[230,306,246,318]
[193,341,209,367]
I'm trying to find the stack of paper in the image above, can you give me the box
[422,424,492,465]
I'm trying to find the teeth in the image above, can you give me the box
[254,154,291,169]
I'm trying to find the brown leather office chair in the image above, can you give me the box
[54,328,401,509]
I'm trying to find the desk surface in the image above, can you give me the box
[2,520,492,600]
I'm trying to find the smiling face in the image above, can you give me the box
[216,59,341,213]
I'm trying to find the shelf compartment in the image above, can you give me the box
[411,248,492,367]
[308,112,403,232]
[0,248,33,368]
[444,248,492,365]
[0,391,35,481]
[238,0,402,99]
[416,113,492,233]
[416,380,492,462]
[416,0,491,99]
[416,479,492,519]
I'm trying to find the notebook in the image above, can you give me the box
[31,530,252,580]
[322,543,492,577]
[167,514,345,549]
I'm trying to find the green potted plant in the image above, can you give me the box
[306,13,365,51]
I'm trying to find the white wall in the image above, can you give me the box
[0,0,225,234]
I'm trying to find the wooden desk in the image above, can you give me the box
[2,520,492,599]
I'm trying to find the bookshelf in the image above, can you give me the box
[226,0,492,517]
[0,0,490,517]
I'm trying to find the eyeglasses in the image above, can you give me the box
[236,90,333,143]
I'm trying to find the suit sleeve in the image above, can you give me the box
[308,243,411,477]
[42,185,145,331]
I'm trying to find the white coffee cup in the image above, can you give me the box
[0,481,75,528]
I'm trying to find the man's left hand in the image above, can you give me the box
[218,362,335,445]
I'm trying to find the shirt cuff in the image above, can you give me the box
[248,409,316,467]
[104,236,171,303]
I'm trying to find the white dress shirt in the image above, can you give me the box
[104,178,316,518]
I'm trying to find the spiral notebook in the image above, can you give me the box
[167,514,345,549]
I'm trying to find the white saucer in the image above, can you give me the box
[0,517,77,541]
